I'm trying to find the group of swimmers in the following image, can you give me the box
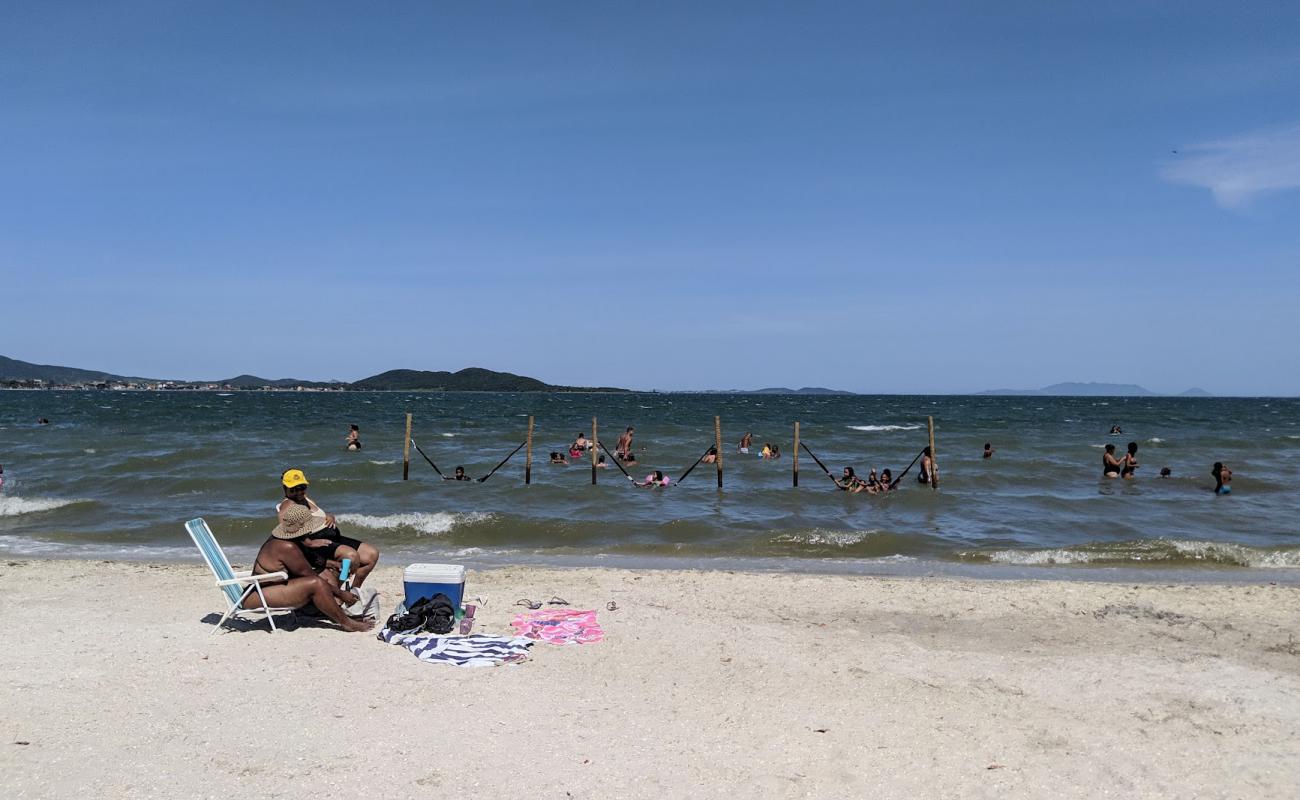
[736,432,783,459]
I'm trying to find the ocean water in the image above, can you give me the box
[2,390,1298,578]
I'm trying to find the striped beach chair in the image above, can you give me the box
[185,518,296,634]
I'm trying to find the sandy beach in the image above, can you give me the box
[2,559,1298,799]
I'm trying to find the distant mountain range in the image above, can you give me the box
[745,387,855,395]
[979,382,1214,397]
[0,355,628,392]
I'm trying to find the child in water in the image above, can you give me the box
[345,424,361,451]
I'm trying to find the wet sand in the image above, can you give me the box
[2,559,1298,798]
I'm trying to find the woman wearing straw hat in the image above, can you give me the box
[276,468,380,590]
[243,504,375,632]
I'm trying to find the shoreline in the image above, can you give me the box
[3,559,1298,797]
[4,548,1300,586]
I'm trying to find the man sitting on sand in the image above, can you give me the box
[276,469,379,589]
[245,504,375,632]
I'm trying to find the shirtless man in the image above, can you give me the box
[738,432,752,454]
[616,426,635,460]
[245,504,374,632]
[275,469,380,589]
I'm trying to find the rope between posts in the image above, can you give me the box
[676,444,716,484]
[410,439,446,479]
[597,441,635,480]
[478,440,527,483]
[890,448,927,489]
[798,442,841,488]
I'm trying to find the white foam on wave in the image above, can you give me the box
[336,511,493,536]
[441,433,456,438]
[1147,437,1164,443]
[368,459,397,465]
[847,424,924,432]
[84,448,96,454]
[775,528,882,548]
[983,548,1096,566]
[1287,435,1300,440]
[0,496,86,517]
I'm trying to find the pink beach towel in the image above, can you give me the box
[510,609,604,645]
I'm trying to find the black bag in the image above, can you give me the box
[386,592,456,635]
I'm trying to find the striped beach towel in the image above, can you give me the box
[378,628,533,667]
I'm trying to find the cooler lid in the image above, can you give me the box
[404,563,465,581]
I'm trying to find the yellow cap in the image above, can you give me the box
[281,469,309,488]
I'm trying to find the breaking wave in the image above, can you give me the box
[959,539,1300,569]
[848,424,925,432]
[336,511,494,536]
[0,496,87,517]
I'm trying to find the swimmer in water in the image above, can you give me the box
[1159,467,1172,478]
[702,446,718,464]
[37,417,50,425]
[983,443,994,459]
[1212,462,1232,495]
[549,451,568,465]
[596,453,609,469]
[345,424,361,451]
[879,469,894,492]
[1120,442,1139,479]
[1103,444,1122,478]
[0,464,5,492]
[451,466,472,481]
[1110,425,1122,435]
[837,467,860,491]
[637,470,670,488]
[738,432,752,454]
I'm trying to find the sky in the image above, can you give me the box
[2,2,1298,394]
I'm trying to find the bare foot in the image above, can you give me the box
[344,616,375,632]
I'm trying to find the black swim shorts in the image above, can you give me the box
[298,526,364,572]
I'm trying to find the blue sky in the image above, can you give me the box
[2,2,1298,393]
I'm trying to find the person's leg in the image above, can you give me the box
[245,575,372,632]
[350,542,379,587]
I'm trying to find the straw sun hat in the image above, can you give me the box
[272,503,327,540]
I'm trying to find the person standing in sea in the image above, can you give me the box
[918,447,935,484]
[1212,462,1233,495]
[1120,442,1140,479]
[345,424,361,451]
[1103,444,1123,478]
[616,426,635,460]
[738,432,752,454]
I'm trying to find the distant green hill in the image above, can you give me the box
[0,355,153,384]
[350,367,628,392]
[218,374,345,389]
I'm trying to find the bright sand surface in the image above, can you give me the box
[2,560,1299,799]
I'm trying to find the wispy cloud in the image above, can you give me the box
[1163,123,1300,209]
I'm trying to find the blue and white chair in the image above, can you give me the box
[185,518,296,634]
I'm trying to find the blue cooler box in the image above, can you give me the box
[404,563,466,608]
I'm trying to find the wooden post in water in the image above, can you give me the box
[928,415,938,490]
[793,421,800,487]
[525,416,534,485]
[402,413,412,480]
[714,416,724,489]
[592,416,599,485]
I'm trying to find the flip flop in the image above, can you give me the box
[547,595,570,606]
[606,601,618,611]
[515,599,542,610]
